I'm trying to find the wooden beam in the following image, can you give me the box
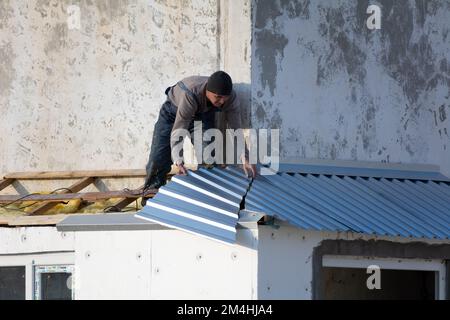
[7,214,72,226]
[103,198,139,213]
[4,165,197,180]
[0,216,14,226]
[0,178,15,191]
[103,185,155,212]
[0,189,158,203]
[28,177,95,216]
[4,169,147,180]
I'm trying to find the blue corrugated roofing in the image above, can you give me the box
[135,166,251,244]
[136,163,450,243]
[246,172,450,239]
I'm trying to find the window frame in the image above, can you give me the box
[34,265,75,300]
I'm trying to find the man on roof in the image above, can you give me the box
[142,71,256,200]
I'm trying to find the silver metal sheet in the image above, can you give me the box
[136,166,251,244]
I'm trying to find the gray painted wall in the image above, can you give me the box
[0,0,224,175]
[252,0,450,175]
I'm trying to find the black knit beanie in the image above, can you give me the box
[206,71,233,95]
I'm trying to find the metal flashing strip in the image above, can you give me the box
[274,163,450,182]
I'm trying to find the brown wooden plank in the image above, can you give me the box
[0,189,158,203]
[0,217,14,226]
[28,177,95,216]
[8,213,104,227]
[4,165,197,180]
[103,198,139,213]
[4,169,147,180]
[0,178,15,191]
[103,185,155,212]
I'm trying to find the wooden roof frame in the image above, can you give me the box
[0,169,157,216]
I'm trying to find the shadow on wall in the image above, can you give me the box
[212,82,252,129]
[213,82,251,165]
[234,82,252,129]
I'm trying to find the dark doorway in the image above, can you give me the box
[322,267,435,300]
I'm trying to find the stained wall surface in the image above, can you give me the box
[0,0,221,174]
[252,0,450,175]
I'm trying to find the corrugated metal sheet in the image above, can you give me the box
[135,166,250,244]
[246,172,450,239]
[136,163,450,243]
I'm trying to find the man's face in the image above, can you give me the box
[206,90,230,108]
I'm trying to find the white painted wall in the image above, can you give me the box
[73,230,152,300]
[148,228,257,299]
[0,226,257,300]
[0,227,74,254]
[257,225,319,299]
[73,228,257,299]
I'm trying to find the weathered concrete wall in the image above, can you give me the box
[252,0,450,175]
[0,0,220,175]
[219,0,252,127]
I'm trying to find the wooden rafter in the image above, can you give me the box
[0,178,15,191]
[0,170,168,216]
[104,184,144,212]
[4,169,146,180]
[0,189,158,204]
[27,177,96,216]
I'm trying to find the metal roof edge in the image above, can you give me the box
[281,158,441,171]
[270,159,450,181]
[57,211,261,232]
[56,213,171,232]
[258,218,450,243]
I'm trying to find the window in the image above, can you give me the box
[34,265,74,300]
[0,266,26,300]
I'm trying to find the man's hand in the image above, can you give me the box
[176,160,188,175]
[241,156,257,178]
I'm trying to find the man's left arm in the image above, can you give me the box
[224,93,256,178]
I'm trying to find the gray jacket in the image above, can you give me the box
[167,76,243,164]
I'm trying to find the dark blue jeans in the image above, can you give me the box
[144,100,216,189]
